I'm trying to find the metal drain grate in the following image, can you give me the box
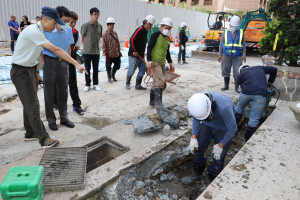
[39,147,87,192]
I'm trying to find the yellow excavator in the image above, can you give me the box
[204,8,271,51]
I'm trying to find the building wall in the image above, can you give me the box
[0,0,212,44]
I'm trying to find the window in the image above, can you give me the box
[204,0,212,5]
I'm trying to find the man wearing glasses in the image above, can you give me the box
[125,15,155,90]
[10,7,86,147]
[81,7,102,92]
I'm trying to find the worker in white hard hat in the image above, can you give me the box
[177,22,189,65]
[102,17,121,83]
[218,15,246,93]
[126,15,155,90]
[146,17,174,107]
[182,92,237,184]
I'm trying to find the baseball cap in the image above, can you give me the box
[42,6,65,25]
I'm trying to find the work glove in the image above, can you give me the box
[169,62,175,72]
[212,143,223,160]
[189,137,198,154]
[105,53,110,62]
[146,61,153,69]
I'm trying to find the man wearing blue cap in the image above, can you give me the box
[10,7,87,147]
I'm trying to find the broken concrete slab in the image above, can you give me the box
[133,115,162,134]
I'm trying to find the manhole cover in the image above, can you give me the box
[39,147,87,192]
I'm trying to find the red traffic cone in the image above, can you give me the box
[170,34,173,42]
[125,37,129,48]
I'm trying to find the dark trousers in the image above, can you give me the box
[194,124,231,175]
[10,64,49,144]
[43,56,69,124]
[10,35,18,52]
[83,54,99,86]
[106,56,121,78]
[177,42,186,62]
[69,63,81,107]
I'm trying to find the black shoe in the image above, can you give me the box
[245,126,256,142]
[73,106,84,115]
[60,121,75,128]
[108,77,113,83]
[49,123,58,131]
[126,76,131,90]
[112,69,118,82]
[135,76,146,90]
[221,77,230,91]
[182,61,189,64]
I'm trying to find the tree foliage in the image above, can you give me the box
[260,0,300,66]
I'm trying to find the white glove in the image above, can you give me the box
[146,61,153,69]
[189,138,198,154]
[212,143,223,160]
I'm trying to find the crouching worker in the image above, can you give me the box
[235,65,278,142]
[146,17,174,108]
[182,92,237,183]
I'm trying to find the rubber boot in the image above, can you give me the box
[135,76,146,90]
[181,162,206,184]
[245,126,256,142]
[149,89,154,107]
[154,88,164,108]
[234,78,241,93]
[208,164,222,182]
[126,76,131,90]
[221,77,229,91]
[235,113,243,126]
[112,68,118,82]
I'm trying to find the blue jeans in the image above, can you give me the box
[236,93,267,128]
[10,35,18,53]
[83,54,99,86]
[194,124,231,175]
[126,56,146,78]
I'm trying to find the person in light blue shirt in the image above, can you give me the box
[42,6,75,131]
[182,91,237,184]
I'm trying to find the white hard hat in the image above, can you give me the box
[160,17,173,28]
[239,65,251,74]
[106,17,115,24]
[230,15,240,27]
[145,15,155,25]
[180,22,187,28]
[187,93,211,120]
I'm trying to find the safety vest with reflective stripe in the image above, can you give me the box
[222,29,243,57]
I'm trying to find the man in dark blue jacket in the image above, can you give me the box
[182,92,237,184]
[236,65,278,142]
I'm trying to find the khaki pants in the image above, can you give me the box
[151,61,165,89]
[10,64,49,144]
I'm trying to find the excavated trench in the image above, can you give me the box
[84,106,275,200]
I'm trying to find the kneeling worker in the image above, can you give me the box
[146,17,174,107]
[235,65,277,142]
[182,92,237,183]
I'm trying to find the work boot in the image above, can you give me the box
[112,68,118,82]
[135,76,146,90]
[208,164,221,182]
[181,162,206,184]
[221,77,229,91]
[126,76,131,90]
[182,61,189,64]
[245,126,256,142]
[149,89,154,107]
[154,88,164,108]
[234,78,241,93]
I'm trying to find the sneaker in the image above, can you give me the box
[93,85,101,91]
[83,86,90,92]
[24,135,39,141]
[42,137,60,148]
[73,106,84,115]
[53,105,58,111]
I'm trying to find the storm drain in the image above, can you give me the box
[39,147,87,192]
[85,137,129,173]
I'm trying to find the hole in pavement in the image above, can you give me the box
[91,106,276,200]
[0,109,11,115]
[82,117,112,130]
[85,137,129,173]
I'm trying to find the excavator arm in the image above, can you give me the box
[239,8,271,30]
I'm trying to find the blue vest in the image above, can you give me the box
[222,29,243,57]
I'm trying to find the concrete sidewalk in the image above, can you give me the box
[197,100,300,200]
